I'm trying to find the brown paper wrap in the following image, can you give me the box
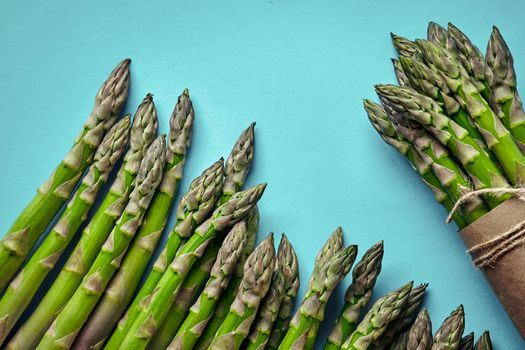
[459,198,525,340]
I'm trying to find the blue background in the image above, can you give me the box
[1,1,524,348]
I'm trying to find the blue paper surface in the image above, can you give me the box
[1,0,524,348]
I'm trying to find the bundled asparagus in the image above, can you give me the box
[7,94,158,350]
[0,59,130,291]
[36,136,167,350]
[0,116,131,345]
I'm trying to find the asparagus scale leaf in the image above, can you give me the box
[0,59,131,292]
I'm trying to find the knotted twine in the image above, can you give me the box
[446,187,525,269]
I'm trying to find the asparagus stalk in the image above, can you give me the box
[0,117,130,345]
[485,26,525,151]
[245,235,295,350]
[375,283,428,349]
[194,208,260,350]
[324,241,384,350]
[207,234,276,350]
[376,84,510,208]
[166,222,248,350]
[407,308,433,350]
[447,23,489,100]
[150,208,258,350]
[106,124,255,349]
[459,332,474,350]
[392,59,411,87]
[6,95,158,350]
[427,22,448,48]
[75,159,223,349]
[0,59,130,291]
[474,331,492,350]
[279,229,358,350]
[388,332,408,350]
[431,305,465,350]
[365,100,476,226]
[391,33,419,57]
[36,136,167,350]
[118,184,267,350]
[417,39,525,185]
[266,234,300,350]
[340,282,413,350]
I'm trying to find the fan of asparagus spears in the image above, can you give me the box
[367,22,525,227]
[0,59,495,350]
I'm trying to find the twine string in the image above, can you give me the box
[446,187,525,269]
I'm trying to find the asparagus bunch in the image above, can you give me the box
[367,22,525,226]
[7,94,158,350]
[0,59,130,291]
[36,136,167,350]
[0,116,131,345]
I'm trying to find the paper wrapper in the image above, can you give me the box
[459,198,525,340]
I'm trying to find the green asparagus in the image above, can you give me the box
[0,117,130,345]
[376,84,510,208]
[324,241,384,350]
[7,94,158,350]
[340,282,413,350]
[474,331,492,350]
[75,159,223,349]
[208,234,276,350]
[167,221,248,350]
[417,39,525,185]
[194,208,260,350]
[279,228,357,350]
[365,100,476,226]
[36,136,167,350]
[427,22,448,48]
[391,33,419,57]
[388,332,407,350]
[392,59,410,87]
[117,184,267,350]
[431,305,465,350]
[407,308,433,350]
[245,235,295,350]
[485,26,525,151]
[459,332,474,350]
[0,59,130,291]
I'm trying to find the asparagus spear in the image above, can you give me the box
[0,117,130,345]
[324,241,384,350]
[365,99,475,226]
[407,308,433,350]
[207,234,276,350]
[106,124,256,349]
[6,95,158,350]
[166,222,248,350]
[376,84,510,207]
[474,331,492,350]
[245,235,294,350]
[417,39,525,185]
[118,184,267,350]
[0,59,130,291]
[391,33,419,57]
[221,123,256,203]
[279,229,358,350]
[375,283,428,348]
[340,282,414,350]
[194,208,260,350]
[392,59,411,87]
[36,136,167,350]
[447,23,489,100]
[75,159,223,349]
[431,306,465,350]
[485,26,525,151]
[459,332,474,350]
[266,234,300,350]
[427,22,448,48]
